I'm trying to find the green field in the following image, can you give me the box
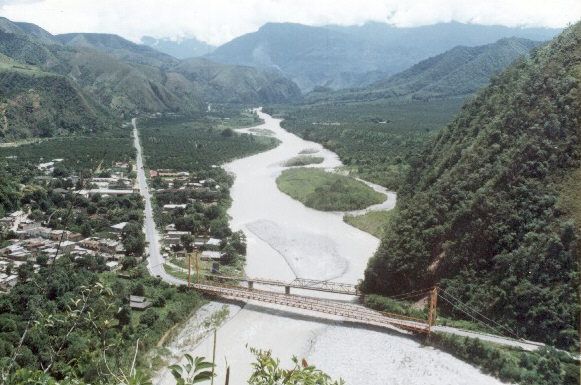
[283,155,324,167]
[344,210,393,238]
[276,168,385,211]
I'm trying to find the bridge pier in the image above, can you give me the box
[248,281,254,290]
[285,286,290,295]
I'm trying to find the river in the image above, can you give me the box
[155,110,503,385]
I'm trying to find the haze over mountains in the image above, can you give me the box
[0,17,300,139]
[306,37,543,103]
[207,22,561,91]
[141,36,216,59]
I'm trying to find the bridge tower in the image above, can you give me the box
[427,286,439,336]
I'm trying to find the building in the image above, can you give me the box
[0,273,18,291]
[163,204,187,210]
[200,250,223,261]
[206,238,222,247]
[129,295,152,310]
[164,231,190,245]
[79,237,122,255]
[111,222,128,233]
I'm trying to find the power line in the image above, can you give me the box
[439,290,519,339]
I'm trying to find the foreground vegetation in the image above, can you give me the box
[364,22,580,351]
[276,168,386,211]
[0,258,204,383]
[265,98,464,190]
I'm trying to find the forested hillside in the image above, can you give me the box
[307,37,541,103]
[0,57,115,138]
[363,23,580,350]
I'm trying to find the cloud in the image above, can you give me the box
[0,0,579,45]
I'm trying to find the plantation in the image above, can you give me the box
[265,98,463,190]
[276,168,386,211]
[0,136,134,171]
[139,116,278,171]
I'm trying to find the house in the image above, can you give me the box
[18,220,41,231]
[105,261,120,271]
[163,204,187,210]
[164,231,190,245]
[206,238,222,247]
[111,222,128,233]
[129,295,152,310]
[164,224,176,231]
[59,241,77,254]
[200,250,223,261]
[0,273,18,291]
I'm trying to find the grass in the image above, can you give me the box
[344,210,393,238]
[283,155,324,167]
[276,168,385,211]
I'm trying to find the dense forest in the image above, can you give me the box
[363,22,580,351]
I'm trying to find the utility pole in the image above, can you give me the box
[187,252,191,288]
[211,328,217,385]
[195,251,200,283]
[427,286,438,337]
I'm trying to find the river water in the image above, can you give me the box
[155,110,503,385]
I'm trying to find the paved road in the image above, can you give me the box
[131,118,548,353]
[132,118,183,286]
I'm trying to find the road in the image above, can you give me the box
[132,118,182,285]
[132,117,546,356]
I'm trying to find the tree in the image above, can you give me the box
[139,308,158,327]
[116,305,132,327]
[132,283,145,297]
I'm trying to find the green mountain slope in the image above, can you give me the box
[306,37,541,103]
[208,22,560,91]
[0,60,115,139]
[168,58,301,103]
[363,23,580,349]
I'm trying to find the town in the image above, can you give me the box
[0,155,246,292]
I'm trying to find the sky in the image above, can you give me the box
[0,0,579,45]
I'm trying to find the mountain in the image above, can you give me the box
[306,37,542,103]
[0,17,301,138]
[141,36,215,58]
[56,32,177,67]
[363,22,580,350]
[167,58,301,103]
[207,22,561,91]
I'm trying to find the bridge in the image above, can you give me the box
[190,276,435,335]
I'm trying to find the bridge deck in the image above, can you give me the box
[202,274,360,295]
[194,282,429,334]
